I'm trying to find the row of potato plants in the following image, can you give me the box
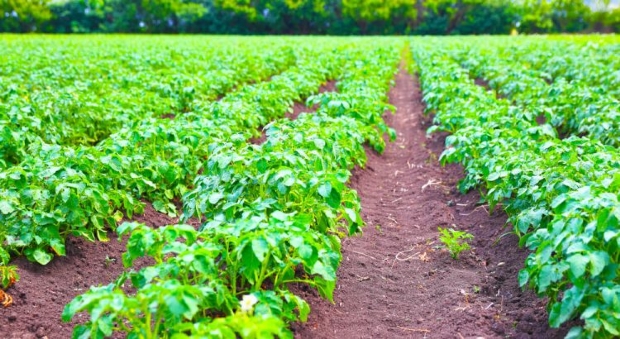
[504,38,620,98]
[441,38,620,148]
[412,40,620,338]
[61,42,402,338]
[0,42,355,275]
[465,37,620,96]
[0,39,294,164]
[0,37,323,167]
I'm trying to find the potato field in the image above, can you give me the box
[1,35,619,339]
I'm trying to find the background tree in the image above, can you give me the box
[341,0,416,34]
[45,0,105,33]
[551,0,590,32]
[415,0,516,35]
[0,0,52,32]
[518,0,555,33]
[1,0,617,34]
[588,0,620,32]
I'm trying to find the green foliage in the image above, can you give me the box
[438,227,474,259]
[517,0,590,33]
[0,265,19,289]
[414,35,620,338]
[415,0,516,35]
[458,38,620,146]
[20,37,402,337]
[0,0,52,32]
[0,36,352,264]
[2,0,617,34]
[341,0,416,34]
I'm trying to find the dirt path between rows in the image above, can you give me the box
[293,67,571,338]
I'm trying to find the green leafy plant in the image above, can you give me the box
[438,227,474,259]
[375,224,383,235]
[415,37,620,337]
[0,265,19,290]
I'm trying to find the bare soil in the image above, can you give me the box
[1,70,570,339]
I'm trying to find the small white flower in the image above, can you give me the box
[239,294,258,314]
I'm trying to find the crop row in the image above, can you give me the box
[413,39,620,338]
[0,38,312,167]
[445,38,620,148]
[61,42,402,338]
[500,38,620,98]
[0,41,362,271]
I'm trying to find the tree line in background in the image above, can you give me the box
[1,0,620,34]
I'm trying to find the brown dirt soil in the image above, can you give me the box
[292,69,571,338]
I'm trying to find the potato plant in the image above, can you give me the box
[413,38,620,338]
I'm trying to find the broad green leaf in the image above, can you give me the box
[538,265,552,293]
[313,139,326,149]
[317,182,332,198]
[152,200,165,212]
[567,254,588,278]
[325,188,341,209]
[0,201,15,215]
[589,251,609,277]
[549,286,583,327]
[564,327,583,339]
[518,269,530,287]
[209,192,224,205]
[252,237,269,262]
[33,248,53,265]
[601,319,620,336]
